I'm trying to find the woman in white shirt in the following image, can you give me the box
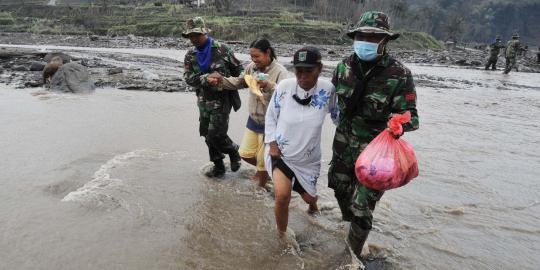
[265,47,338,239]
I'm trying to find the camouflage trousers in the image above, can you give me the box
[328,156,384,257]
[198,98,237,162]
[504,57,517,74]
[485,56,498,70]
[328,158,384,226]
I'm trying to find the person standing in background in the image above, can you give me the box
[504,33,521,74]
[485,36,505,70]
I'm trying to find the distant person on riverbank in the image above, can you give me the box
[210,38,289,189]
[264,47,338,244]
[504,33,521,74]
[521,45,528,58]
[485,36,505,70]
[329,11,419,264]
[43,56,64,84]
[183,17,243,178]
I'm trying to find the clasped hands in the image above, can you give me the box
[206,72,269,89]
[206,72,224,87]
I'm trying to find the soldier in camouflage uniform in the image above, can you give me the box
[183,17,243,177]
[329,11,419,263]
[485,36,505,70]
[504,33,521,74]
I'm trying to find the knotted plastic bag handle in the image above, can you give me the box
[387,111,411,137]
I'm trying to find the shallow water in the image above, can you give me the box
[1,52,540,269]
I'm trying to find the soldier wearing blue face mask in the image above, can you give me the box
[352,36,389,62]
[330,11,419,265]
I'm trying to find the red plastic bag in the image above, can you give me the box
[354,112,419,191]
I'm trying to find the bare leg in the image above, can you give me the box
[241,156,257,167]
[300,192,319,214]
[241,157,259,181]
[273,168,292,234]
[257,170,270,188]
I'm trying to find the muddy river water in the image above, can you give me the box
[1,46,539,270]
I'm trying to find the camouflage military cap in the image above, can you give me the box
[347,11,399,40]
[512,32,519,39]
[182,17,210,38]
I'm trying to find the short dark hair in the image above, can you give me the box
[250,38,277,60]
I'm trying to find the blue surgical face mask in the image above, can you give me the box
[353,41,379,62]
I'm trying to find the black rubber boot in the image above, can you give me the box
[205,159,226,178]
[348,223,370,262]
[229,143,241,172]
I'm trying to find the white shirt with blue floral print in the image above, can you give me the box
[264,77,339,196]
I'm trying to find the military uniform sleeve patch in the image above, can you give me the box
[405,93,416,101]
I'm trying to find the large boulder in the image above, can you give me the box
[454,59,470,66]
[142,70,159,81]
[30,61,46,71]
[50,62,95,93]
[108,67,123,75]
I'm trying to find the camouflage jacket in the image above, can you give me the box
[184,39,243,102]
[331,53,419,162]
[489,41,505,57]
[505,39,521,58]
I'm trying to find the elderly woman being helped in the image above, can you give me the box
[265,47,338,240]
[212,38,289,188]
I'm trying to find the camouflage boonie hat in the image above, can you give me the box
[347,11,399,40]
[182,17,210,38]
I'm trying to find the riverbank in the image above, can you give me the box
[1,32,539,92]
